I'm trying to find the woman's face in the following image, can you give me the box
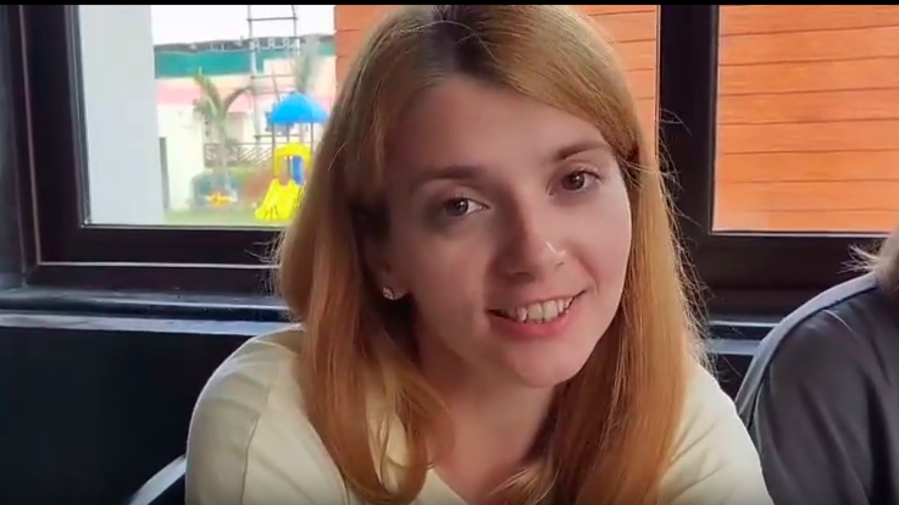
[375,76,632,389]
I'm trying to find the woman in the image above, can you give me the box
[186,5,771,505]
[741,223,899,505]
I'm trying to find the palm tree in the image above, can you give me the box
[282,35,322,143]
[291,35,321,95]
[267,36,321,107]
[268,36,322,143]
[192,72,252,174]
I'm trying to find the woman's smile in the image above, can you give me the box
[487,291,587,341]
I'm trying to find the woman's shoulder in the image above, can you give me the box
[198,326,305,395]
[191,327,306,425]
[659,363,774,505]
[185,327,353,505]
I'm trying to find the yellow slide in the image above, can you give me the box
[254,179,303,223]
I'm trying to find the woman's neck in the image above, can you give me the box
[416,340,555,502]
[444,382,552,451]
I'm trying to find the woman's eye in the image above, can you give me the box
[441,197,485,218]
[560,170,599,192]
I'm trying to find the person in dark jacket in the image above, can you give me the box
[738,225,899,505]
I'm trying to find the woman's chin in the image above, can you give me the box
[504,353,592,389]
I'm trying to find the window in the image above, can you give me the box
[17,5,337,291]
[715,5,899,234]
[73,5,336,229]
[13,5,895,309]
[660,5,895,314]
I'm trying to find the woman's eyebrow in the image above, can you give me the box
[407,163,483,194]
[553,138,612,162]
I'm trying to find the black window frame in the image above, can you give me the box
[14,4,276,293]
[657,5,882,316]
[10,4,886,311]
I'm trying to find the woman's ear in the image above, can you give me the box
[364,236,408,301]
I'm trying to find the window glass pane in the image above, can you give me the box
[714,5,899,234]
[77,5,656,228]
[78,5,336,227]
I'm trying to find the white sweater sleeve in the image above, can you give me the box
[661,366,774,505]
[184,333,353,505]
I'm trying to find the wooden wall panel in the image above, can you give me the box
[577,6,658,141]
[715,5,899,233]
[333,5,899,233]
[334,5,397,85]
[718,5,899,35]
[333,5,658,145]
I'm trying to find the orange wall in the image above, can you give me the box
[333,5,657,130]
[334,6,395,85]
[715,5,899,233]
[334,5,899,234]
[578,6,657,144]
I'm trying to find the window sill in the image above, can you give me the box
[0,286,771,400]
[0,286,777,343]
[0,286,288,323]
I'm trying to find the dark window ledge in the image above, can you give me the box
[0,286,767,402]
[0,308,290,337]
[0,287,287,323]
[0,287,776,347]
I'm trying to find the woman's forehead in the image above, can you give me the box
[385,77,611,182]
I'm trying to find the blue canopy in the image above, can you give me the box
[268,92,329,125]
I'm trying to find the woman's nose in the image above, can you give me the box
[497,209,567,280]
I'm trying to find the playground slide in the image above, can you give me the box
[255,180,302,223]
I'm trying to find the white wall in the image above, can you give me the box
[157,106,205,210]
[78,5,165,225]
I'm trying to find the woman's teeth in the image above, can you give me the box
[496,296,575,324]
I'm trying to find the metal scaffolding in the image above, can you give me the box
[246,5,300,145]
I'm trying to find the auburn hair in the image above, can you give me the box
[278,5,703,505]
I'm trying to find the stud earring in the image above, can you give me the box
[382,287,397,300]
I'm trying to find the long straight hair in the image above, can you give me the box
[278,5,703,505]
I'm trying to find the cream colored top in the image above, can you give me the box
[185,329,773,505]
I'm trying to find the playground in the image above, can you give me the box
[177,91,327,227]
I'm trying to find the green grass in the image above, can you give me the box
[164,208,285,228]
